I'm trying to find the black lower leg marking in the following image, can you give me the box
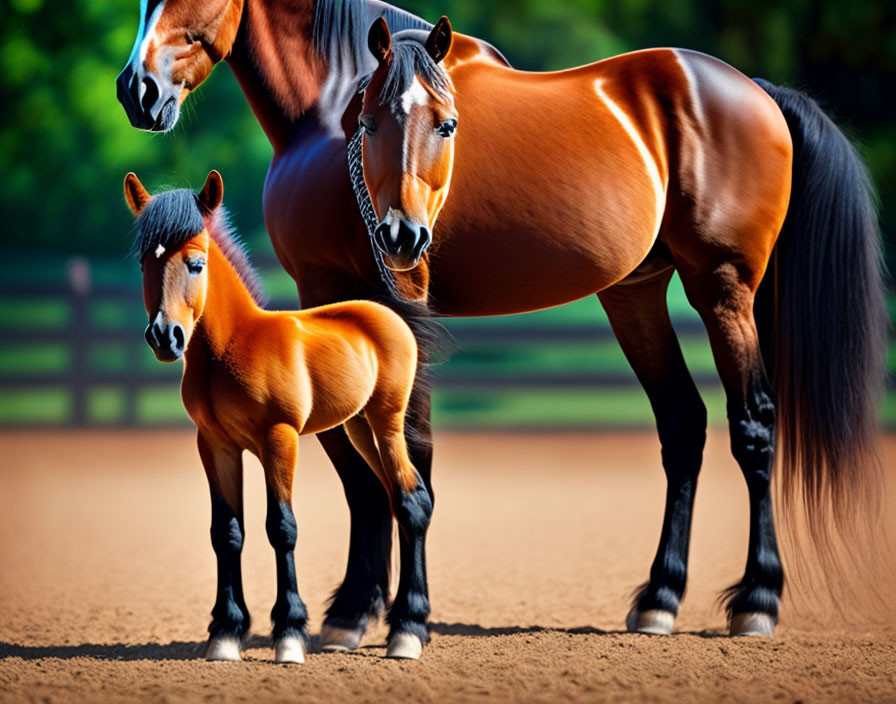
[633,382,707,618]
[209,492,250,639]
[320,429,392,632]
[265,493,309,642]
[387,481,433,642]
[722,378,784,620]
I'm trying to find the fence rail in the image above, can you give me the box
[1,257,892,428]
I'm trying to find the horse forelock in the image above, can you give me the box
[377,39,453,111]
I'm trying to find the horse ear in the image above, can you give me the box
[368,17,392,64]
[198,170,224,214]
[425,16,453,64]
[124,172,151,216]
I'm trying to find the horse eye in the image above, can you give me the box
[186,258,205,274]
[359,114,377,134]
[437,119,457,138]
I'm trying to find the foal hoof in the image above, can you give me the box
[275,635,306,664]
[386,633,423,660]
[626,608,675,635]
[730,612,776,637]
[320,625,364,652]
[205,635,242,661]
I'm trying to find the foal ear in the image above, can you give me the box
[123,172,151,216]
[425,16,453,64]
[368,17,392,64]
[198,170,224,214]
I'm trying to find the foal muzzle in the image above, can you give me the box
[145,314,186,362]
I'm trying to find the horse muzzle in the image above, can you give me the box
[116,64,180,133]
[373,211,432,271]
[145,314,186,362]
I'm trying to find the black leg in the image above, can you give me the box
[319,426,392,646]
[197,434,249,661]
[599,277,706,634]
[208,491,250,652]
[721,374,783,634]
[682,265,783,636]
[630,383,707,629]
[386,479,433,657]
[266,491,309,662]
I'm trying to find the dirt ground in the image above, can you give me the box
[1,429,894,703]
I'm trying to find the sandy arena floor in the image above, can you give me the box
[1,430,894,702]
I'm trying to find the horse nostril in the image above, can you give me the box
[151,321,166,347]
[373,223,390,253]
[141,75,160,114]
[170,323,185,353]
[144,324,155,348]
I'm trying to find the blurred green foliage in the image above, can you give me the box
[0,0,893,269]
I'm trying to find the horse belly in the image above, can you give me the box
[430,165,658,316]
[427,73,660,316]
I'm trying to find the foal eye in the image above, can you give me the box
[359,114,377,134]
[437,119,457,138]
[185,258,205,274]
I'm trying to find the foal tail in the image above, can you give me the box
[753,79,888,547]
[372,291,453,469]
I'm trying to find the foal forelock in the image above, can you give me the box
[132,190,268,307]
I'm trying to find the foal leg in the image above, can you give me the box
[360,406,433,659]
[197,432,250,661]
[260,424,309,663]
[599,270,707,634]
[681,263,783,636]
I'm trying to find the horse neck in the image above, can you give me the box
[226,0,418,152]
[193,241,260,360]
[226,0,324,151]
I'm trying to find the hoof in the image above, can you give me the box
[730,612,776,637]
[386,632,423,660]
[626,608,675,635]
[320,625,364,652]
[275,635,306,664]
[205,635,242,661]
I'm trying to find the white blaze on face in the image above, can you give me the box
[154,244,166,259]
[594,78,666,245]
[126,0,167,82]
[400,77,429,116]
[382,208,406,242]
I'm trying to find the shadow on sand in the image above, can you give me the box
[0,625,730,661]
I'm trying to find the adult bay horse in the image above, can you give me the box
[125,170,435,660]
[117,0,887,648]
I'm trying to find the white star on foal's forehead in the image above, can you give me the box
[154,244,166,259]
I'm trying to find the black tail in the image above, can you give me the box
[753,79,888,544]
[372,291,453,461]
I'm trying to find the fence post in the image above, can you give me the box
[67,257,90,426]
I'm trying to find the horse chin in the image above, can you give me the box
[150,97,181,133]
[384,253,422,272]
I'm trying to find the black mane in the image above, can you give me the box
[378,36,453,108]
[312,0,431,79]
[132,188,268,307]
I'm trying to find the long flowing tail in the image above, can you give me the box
[753,79,888,544]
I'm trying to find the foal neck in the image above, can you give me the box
[194,241,261,360]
